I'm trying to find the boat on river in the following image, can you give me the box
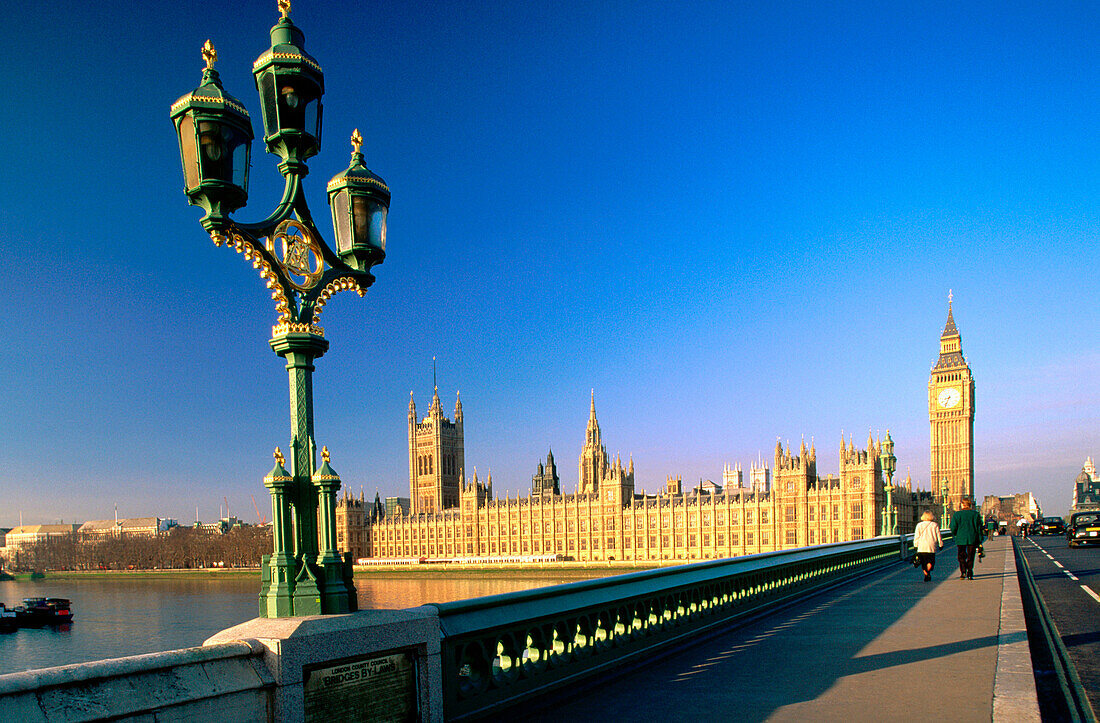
[15,598,74,627]
[0,603,17,632]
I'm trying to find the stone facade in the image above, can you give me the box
[929,300,976,509]
[408,388,465,515]
[334,491,384,561]
[341,398,936,563]
[1072,456,1099,510]
[335,310,960,563]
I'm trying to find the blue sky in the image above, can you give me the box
[1,1,1097,527]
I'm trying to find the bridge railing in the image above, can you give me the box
[0,640,273,722]
[429,535,909,720]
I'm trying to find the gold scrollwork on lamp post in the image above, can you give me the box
[268,219,325,291]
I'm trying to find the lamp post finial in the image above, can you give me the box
[202,39,217,70]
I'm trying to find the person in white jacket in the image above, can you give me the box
[913,510,944,583]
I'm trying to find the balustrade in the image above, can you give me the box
[431,535,915,719]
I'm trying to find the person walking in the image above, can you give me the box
[913,510,943,582]
[950,497,984,580]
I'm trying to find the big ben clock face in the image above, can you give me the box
[937,387,961,408]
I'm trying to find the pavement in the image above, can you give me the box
[534,535,1038,722]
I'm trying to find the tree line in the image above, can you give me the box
[5,526,273,571]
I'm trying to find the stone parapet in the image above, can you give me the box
[0,640,273,722]
[206,607,443,721]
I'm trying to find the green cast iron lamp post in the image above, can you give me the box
[940,478,950,527]
[880,431,897,536]
[170,0,389,617]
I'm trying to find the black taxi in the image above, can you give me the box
[1066,510,1100,548]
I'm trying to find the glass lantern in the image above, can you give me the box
[327,130,389,270]
[253,12,324,161]
[170,41,254,219]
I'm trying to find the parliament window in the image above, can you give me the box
[746,532,754,545]
[786,530,797,546]
[785,505,797,522]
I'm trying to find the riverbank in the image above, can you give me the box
[37,569,259,581]
[20,561,674,582]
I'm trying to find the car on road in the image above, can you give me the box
[1036,516,1064,535]
[1066,511,1100,548]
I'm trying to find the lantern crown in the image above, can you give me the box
[170,40,254,227]
[170,41,252,131]
[326,131,391,201]
[252,4,325,165]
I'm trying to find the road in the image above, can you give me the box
[1017,534,1100,714]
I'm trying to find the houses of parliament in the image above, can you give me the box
[336,302,975,562]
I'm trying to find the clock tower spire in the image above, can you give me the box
[929,294,975,513]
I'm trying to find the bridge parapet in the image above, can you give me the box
[430,535,920,720]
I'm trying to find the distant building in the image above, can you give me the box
[929,299,976,509]
[980,493,1040,523]
[1072,456,1100,511]
[531,450,561,499]
[722,464,742,490]
[1,524,80,566]
[408,388,464,514]
[339,395,937,563]
[384,497,411,517]
[79,517,176,539]
[335,491,384,561]
[749,454,770,494]
[335,309,956,563]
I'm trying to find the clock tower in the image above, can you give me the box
[929,296,975,510]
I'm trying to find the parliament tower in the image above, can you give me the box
[929,298,975,509]
[408,387,464,514]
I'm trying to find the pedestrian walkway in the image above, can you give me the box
[536,536,1037,722]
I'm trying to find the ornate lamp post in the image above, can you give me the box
[880,431,897,536]
[940,478,950,527]
[171,1,389,617]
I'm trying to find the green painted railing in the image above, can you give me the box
[429,535,912,720]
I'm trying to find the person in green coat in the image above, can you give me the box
[950,497,985,580]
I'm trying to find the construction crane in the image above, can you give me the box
[251,494,268,526]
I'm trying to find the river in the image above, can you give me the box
[0,571,612,676]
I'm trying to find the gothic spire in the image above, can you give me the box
[941,291,959,339]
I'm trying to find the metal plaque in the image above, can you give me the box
[303,650,417,722]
